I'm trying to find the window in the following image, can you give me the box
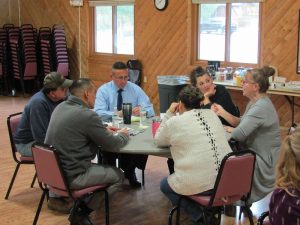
[198,3,260,64]
[94,4,134,55]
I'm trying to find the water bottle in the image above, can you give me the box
[139,105,147,126]
[112,107,120,128]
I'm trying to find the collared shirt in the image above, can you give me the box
[94,81,155,118]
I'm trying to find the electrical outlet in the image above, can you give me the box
[144,76,147,83]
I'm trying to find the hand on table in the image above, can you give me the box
[118,127,129,136]
[132,106,140,116]
[106,125,119,133]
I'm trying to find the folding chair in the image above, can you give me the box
[168,150,256,225]
[257,211,270,225]
[5,112,36,199]
[31,143,110,225]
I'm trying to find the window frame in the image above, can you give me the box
[191,2,262,68]
[88,4,135,57]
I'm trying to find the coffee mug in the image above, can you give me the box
[122,103,132,124]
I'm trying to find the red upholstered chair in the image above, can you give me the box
[5,112,36,199]
[168,150,256,225]
[31,143,110,225]
[257,211,271,225]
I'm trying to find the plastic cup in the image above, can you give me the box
[152,121,161,138]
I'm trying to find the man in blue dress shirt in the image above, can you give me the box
[94,61,155,187]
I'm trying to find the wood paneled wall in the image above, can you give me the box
[1,0,300,127]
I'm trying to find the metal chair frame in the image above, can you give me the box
[31,143,110,225]
[169,150,256,225]
[5,112,36,199]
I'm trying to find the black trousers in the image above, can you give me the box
[102,152,148,173]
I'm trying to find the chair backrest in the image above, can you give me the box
[209,150,256,207]
[7,112,22,158]
[31,143,69,197]
[127,59,142,86]
[257,211,270,225]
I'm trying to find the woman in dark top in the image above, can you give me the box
[167,67,239,174]
[190,66,239,126]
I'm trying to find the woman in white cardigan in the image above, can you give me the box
[154,85,232,225]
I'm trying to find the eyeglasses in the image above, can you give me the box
[113,75,129,80]
[242,79,256,85]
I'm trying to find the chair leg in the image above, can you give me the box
[202,209,209,225]
[168,206,178,225]
[32,190,47,225]
[31,172,37,188]
[244,206,254,225]
[142,169,145,186]
[5,163,21,199]
[104,190,109,225]
[69,200,80,225]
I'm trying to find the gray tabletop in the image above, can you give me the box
[119,119,171,158]
[112,118,231,158]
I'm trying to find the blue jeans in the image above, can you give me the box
[160,177,205,222]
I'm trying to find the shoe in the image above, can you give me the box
[224,205,237,217]
[68,203,94,225]
[69,214,94,225]
[125,171,142,188]
[47,197,73,214]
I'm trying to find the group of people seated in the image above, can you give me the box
[12,61,300,225]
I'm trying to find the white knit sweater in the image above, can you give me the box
[154,109,232,195]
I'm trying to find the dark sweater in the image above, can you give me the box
[14,90,61,144]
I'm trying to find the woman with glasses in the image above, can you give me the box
[190,66,239,126]
[212,66,281,204]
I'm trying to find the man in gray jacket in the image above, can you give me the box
[45,78,129,225]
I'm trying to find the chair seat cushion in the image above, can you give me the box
[188,194,242,207]
[71,184,109,199]
[20,156,34,162]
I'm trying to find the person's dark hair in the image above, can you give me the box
[248,66,275,93]
[112,61,128,70]
[178,85,204,110]
[190,66,210,87]
[70,78,93,96]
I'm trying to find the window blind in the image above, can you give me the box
[89,0,135,6]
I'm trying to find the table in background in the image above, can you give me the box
[215,81,300,125]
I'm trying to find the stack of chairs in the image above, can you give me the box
[0,23,69,95]
[0,27,9,95]
[8,27,22,95]
[8,24,38,95]
[52,24,69,77]
[20,24,38,93]
[38,27,54,82]
[3,24,15,95]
